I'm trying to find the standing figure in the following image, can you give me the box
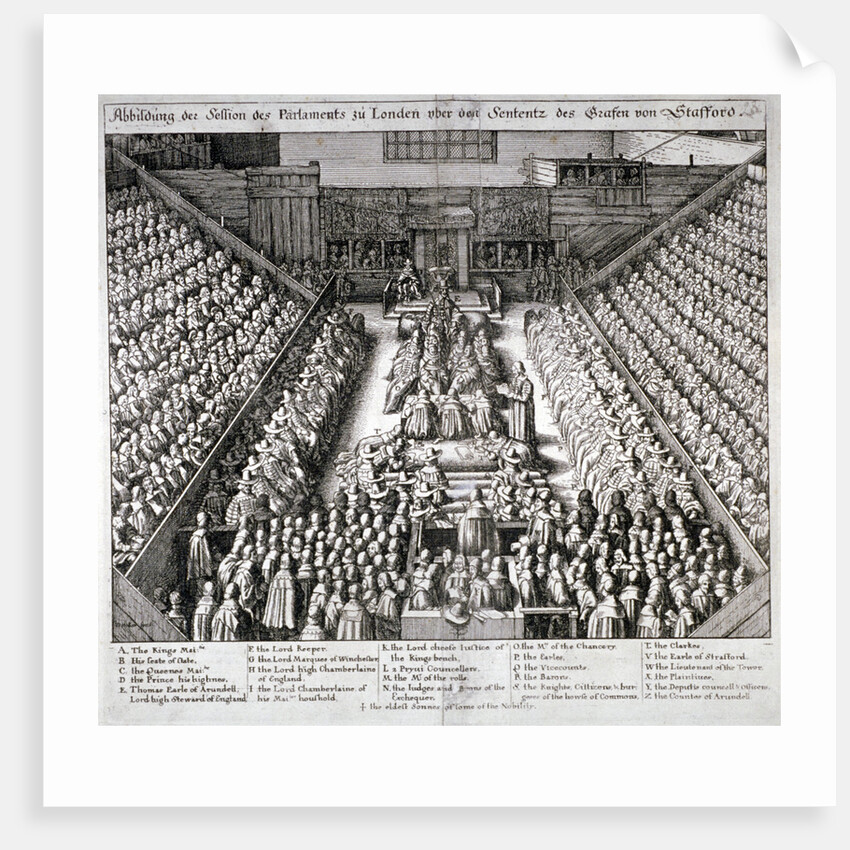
[503,362,536,450]
[299,604,327,640]
[456,488,500,557]
[586,575,627,638]
[187,512,214,594]
[167,591,189,635]
[337,584,374,640]
[192,581,219,642]
[210,582,247,641]
[262,561,301,639]
[374,572,401,640]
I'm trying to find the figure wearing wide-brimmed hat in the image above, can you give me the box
[442,600,471,628]
[414,447,448,506]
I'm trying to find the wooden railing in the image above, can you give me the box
[123,277,337,597]
[112,567,187,642]
[557,286,769,579]
[691,572,770,638]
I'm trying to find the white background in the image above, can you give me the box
[13,3,839,841]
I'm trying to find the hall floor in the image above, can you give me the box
[318,302,580,511]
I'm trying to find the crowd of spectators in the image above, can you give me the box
[267,255,338,295]
[472,241,597,286]
[529,252,599,301]
[581,176,769,555]
[127,134,212,169]
[154,308,370,640]
[523,303,749,636]
[107,185,307,567]
[322,240,410,272]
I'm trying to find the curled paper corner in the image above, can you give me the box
[765,15,822,70]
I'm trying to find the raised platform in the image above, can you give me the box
[385,286,501,319]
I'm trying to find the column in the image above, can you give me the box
[414,229,426,273]
[456,228,469,291]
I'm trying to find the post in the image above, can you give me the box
[414,229,426,273]
[456,228,469,291]
[347,238,354,270]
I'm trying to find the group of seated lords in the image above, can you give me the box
[385,305,503,440]
[192,308,367,533]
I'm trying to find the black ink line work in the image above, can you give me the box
[104,118,770,643]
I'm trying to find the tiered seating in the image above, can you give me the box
[198,308,368,523]
[522,304,748,638]
[107,185,308,566]
[582,176,769,556]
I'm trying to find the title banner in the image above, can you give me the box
[103,97,767,133]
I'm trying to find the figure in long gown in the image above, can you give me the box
[187,513,213,590]
[409,565,436,610]
[299,605,327,641]
[192,581,218,642]
[337,585,374,640]
[467,564,494,611]
[619,575,644,637]
[469,389,499,437]
[262,565,300,637]
[636,600,665,638]
[503,361,536,449]
[486,558,512,611]
[438,390,471,440]
[586,581,627,638]
[404,389,437,440]
[473,331,501,392]
[374,582,401,640]
[210,583,246,641]
[456,488,500,557]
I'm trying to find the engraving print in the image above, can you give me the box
[104,97,772,652]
